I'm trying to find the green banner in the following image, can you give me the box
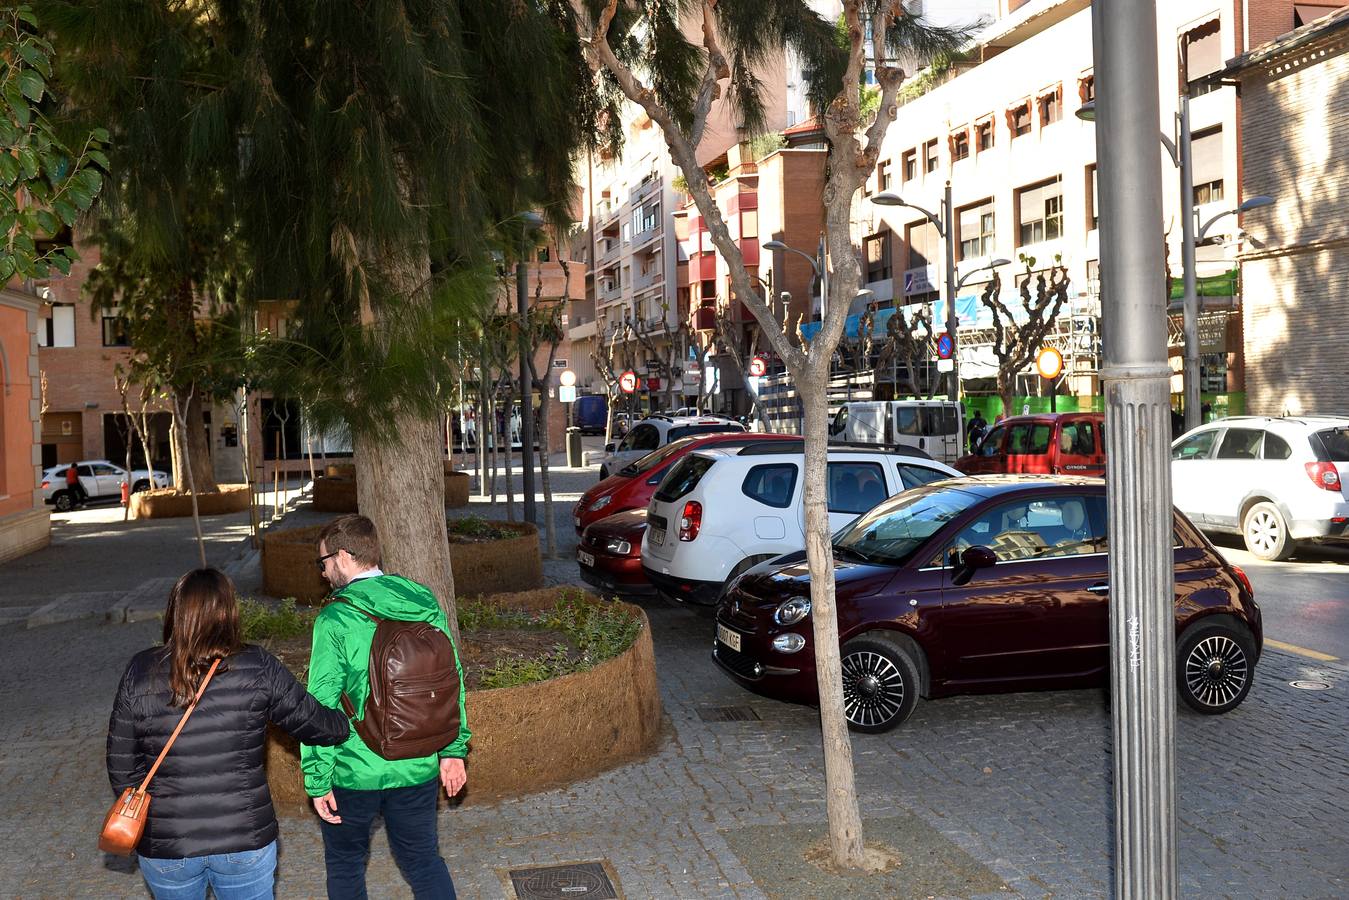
[1169,268,1237,300]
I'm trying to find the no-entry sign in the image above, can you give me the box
[619,370,638,393]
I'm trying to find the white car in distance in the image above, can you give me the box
[41,460,171,511]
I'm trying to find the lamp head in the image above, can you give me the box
[871,191,906,206]
[762,240,789,252]
[1075,100,1096,122]
[1237,195,1274,212]
[989,258,1012,268]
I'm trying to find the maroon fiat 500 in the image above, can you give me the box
[713,476,1262,733]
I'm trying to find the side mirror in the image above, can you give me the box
[951,545,997,586]
[605,443,616,453]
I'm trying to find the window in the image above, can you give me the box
[1016,177,1063,246]
[877,160,891,192]
[1079,73,1095,104]
[898,464,950,490]
[1008,423,1052,455]
[102,309,130,346]
[1059,420,1098,455]
[1181,20,1222,97]
[742,463,798,508]
[906,219,941,270]
[1086,165,1099,231]
[741,209,758,239]
[1216,428,1263,460]
[1191,128,1224,206]
[957,200,995,260]
[902,149,917,182]
[923,139,939,173]
[1314,427,1349,461]
[975,119,995,152]
[40,303,76,348]
[828,461,888,514]
[978,424,1006,457]
[669,423,746,441]
[656,454,715,502]
[1038,87,1061,125]
[864,231,892,282]
[948,495,1103,562]
[950,129,970,161]
[1262,432,1292,460]
[1171,430,1216,460]
[1010,102,1032,137]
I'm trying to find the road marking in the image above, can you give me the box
[1265,639,1339,662]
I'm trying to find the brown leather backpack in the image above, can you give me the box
[335,601,462,761]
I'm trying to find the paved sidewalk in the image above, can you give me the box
[1,464,1345,898]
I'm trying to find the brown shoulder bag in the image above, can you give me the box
[98,658,220,856]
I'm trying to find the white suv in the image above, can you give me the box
[41,460,171,511]
[641,441,960,604]
[598,414,744,479]
[1170,416,1349,560]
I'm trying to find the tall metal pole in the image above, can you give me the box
[942,180,958,401]
[516,257,537,525]
[1178,93,1202,432]
[1091,1,1178,897]
[817,233,829,322]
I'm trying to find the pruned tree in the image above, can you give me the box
[872,304,936,398]
[523,263,569,557]
[710,299,772,426]
[561,0,975,869]
[979,255,1071,417]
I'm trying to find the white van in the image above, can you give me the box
[829,400,965,464]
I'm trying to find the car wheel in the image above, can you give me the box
[54,491,74,512]
[1176,620,1256,715]
[1242,501,1296,561]
[840,635,921,734]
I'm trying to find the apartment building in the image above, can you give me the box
[857,0,1319,412]
[1223,7,1349,416]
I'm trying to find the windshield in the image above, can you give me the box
[618,437,696,477]
[833,485,982,566]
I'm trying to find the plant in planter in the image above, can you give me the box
[445,515,542,595]
[255,587,662,810]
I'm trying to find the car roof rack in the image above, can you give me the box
[736,439,934,459]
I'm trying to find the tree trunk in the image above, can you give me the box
[177,387,219,493]
[538,390,556,557]
[800,370,866,866]
[998,371,1015,421]
[354,416,458,645]
[172,392,208,568]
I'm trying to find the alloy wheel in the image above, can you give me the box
[1183,635,1250,709]
[841,649,907,729]
[1245,508,1282,557]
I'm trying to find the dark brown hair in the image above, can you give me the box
[317,514,382,568]
[162,569,243,707]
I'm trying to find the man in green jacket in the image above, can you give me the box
[304,514,470,899]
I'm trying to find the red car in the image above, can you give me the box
[577,509,652,596]
[957,412,1106,477]
[714,476,1261,733]
[573,432,797,535]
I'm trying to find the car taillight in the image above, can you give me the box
[678,500,702,541]
[1305,461,1341,491]
[41,480,49,489]
[1230,564,1253,598]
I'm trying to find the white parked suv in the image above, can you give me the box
[1170,416,1349,560]
[41,460,171,511]
[641,440,960,604]
[598,413,745,479]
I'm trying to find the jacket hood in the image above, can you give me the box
[333,574,441,623]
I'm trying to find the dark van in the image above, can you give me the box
[573,395,609,435]
[955,412,1106,477]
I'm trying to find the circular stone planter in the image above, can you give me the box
[129,484,251,519]
[264,589,664,813]
[312,468,469,513]
[261,518,542,603]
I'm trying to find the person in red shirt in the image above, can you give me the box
[65,463,88,508]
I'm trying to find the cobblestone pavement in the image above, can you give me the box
[1,463,1346,898]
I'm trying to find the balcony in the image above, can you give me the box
[630,224,662,251]
[694,252,717,281]
[568,316,598,340]
[630,174,661,205]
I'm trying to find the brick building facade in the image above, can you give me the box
[1225,8,1349,415]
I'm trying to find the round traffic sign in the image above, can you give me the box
[1036,347,1064,379]
[559,369,577,387]
[619,370,638,393]
[936,332,954,360]
[748,356,766,377]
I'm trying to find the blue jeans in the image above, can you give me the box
[138,840,276,900]
[320,777,456,899]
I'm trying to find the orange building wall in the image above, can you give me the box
[0,295,41,517]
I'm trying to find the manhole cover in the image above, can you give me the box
[696,705,760,722]
[507,862,619,900]
[1289,680,1332,691]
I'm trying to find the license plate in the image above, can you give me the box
[717,624,741,652]
[650,527,666,545]
[577,550,595,567]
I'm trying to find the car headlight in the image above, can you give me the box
[773,596,811,626]
[772,633,806,654]
[604,538,632,555]
[588,495,613,512]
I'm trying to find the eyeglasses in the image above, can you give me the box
[316,551,340,573]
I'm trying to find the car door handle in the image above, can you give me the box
[1087,583,1110,594]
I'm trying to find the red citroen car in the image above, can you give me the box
[956,412,1106,477]
[573,432,797,535]
[577,508,652,596]
[714,476,1261,733]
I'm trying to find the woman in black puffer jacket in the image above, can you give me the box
[107,568,349,899]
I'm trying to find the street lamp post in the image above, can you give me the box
[763,237,827,321]
[1077,98,1275,432]
[873,184,960,400]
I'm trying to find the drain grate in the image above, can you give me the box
[1289,680,1332,691]
[507,861,620,900]
[696,705,760,722]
